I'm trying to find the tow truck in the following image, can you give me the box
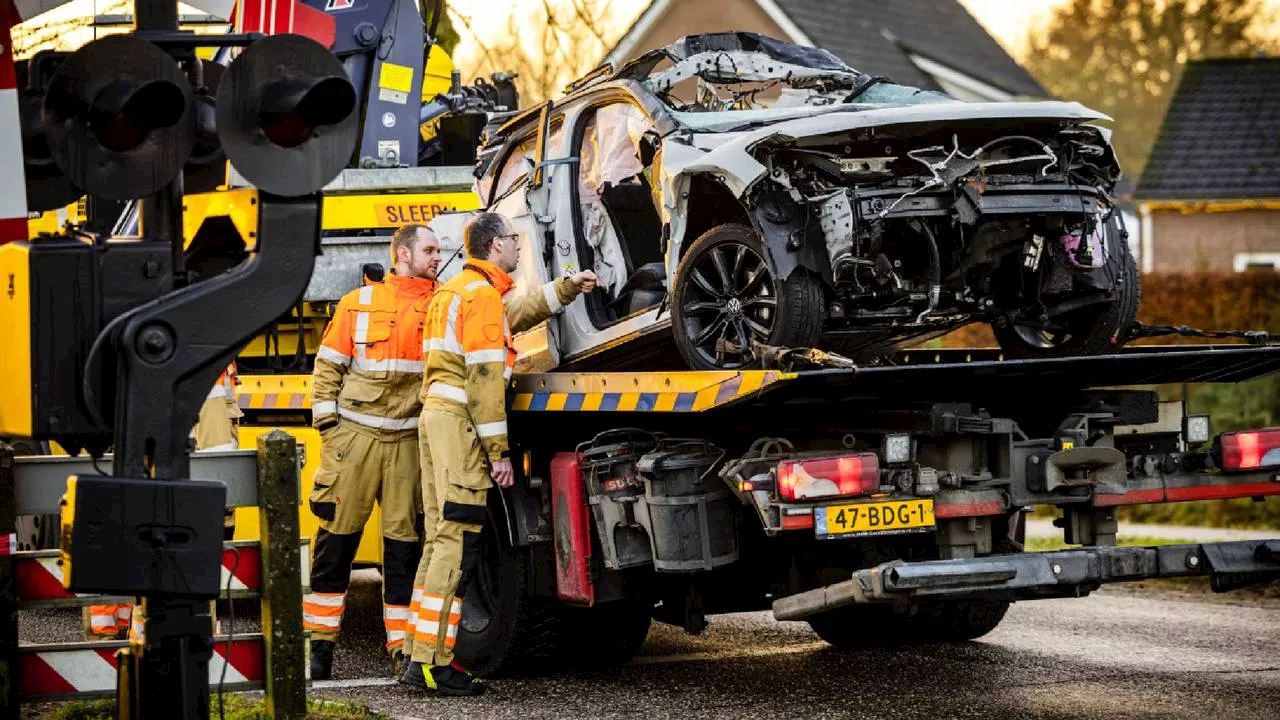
[5,0,1279,693]
[13,0,514,568]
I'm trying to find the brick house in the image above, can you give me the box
[1134,57,1280,273]
[601,0,1046,102]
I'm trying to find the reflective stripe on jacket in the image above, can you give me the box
[420,258,579,461]
[207,362,239,400]
[312,273,437,434]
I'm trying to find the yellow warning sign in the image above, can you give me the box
[321,192,480,231]
[379,63,414,93]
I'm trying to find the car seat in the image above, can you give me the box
[599,172,666,317]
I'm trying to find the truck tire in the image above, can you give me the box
[807,598,1009,649]
[451,504,567,677]
[672,223,824,370]
[993,213,1140,358]
[806,604,936,649]
[451,518,652,675]
[556,595,653,669]
[921,598,1009,642]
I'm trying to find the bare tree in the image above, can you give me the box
[1023,0,1280,179]
[10,0,135,59]
[451,0,619,104]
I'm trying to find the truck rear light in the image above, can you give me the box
[1219,428,1280,471]
[777,453,880,501]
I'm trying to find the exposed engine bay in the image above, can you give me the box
[762,123,1122,330]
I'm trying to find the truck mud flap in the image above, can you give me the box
[772,539,1280,621]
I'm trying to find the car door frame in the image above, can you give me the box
[480,100,572,373]
[549,82,681,363]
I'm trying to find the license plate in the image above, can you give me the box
[814,498,935,539]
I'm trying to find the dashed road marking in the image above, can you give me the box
[311,677,399,690]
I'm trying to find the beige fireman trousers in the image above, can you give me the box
[404,408,492,667]
[303,422,424,652]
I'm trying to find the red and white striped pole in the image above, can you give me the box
[0,0,29,244]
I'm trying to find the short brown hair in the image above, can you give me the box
[464,212,507,259]
[391,224,431,259]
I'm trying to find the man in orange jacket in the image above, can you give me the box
[398,211,596,695]
[304,223,441,679]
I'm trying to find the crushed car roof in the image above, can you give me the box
[613,31,869,85]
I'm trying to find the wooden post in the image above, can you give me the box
[256,430,306,719]
[0,443,18,720]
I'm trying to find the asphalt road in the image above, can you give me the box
[18,570,1280,719]
[302,571,1280,720]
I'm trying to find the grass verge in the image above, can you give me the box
[1030,497,1280,530]
[31,695,388,720]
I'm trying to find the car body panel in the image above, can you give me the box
[439,31,1126,372]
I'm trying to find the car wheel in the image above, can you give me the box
[671,223,823,370]
[993,213,1141,358]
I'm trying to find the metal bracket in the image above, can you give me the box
[772,539,1280,620]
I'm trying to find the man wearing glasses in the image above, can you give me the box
[399,211,596,695]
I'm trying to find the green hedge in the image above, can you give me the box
[931,271,1280,529]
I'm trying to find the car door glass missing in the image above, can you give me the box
[576,102,666,325]
[483,123,564,207]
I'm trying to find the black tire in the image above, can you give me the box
[923,598,1009,642]
[557,595,653,670]
[671,223,824,370]
[993,212,1141,358]
[452,500,568,677]
[807,598,1009,650]
[807,604,935,649]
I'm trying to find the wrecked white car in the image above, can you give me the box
[431,31,1137,372]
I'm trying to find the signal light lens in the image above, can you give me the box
[258,76,357,149]
[1219,428,1280,471]
[87,79,186,151]
[777,453,880,501]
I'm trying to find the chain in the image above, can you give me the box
[1123,322,1280,346]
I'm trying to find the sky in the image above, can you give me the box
[11,0,1280,64]
[11,0,1078,60]
[441,0,1072,69]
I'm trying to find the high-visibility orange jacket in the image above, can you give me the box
[420,259,580,462]
[208,362,239,402]
[313,273,437,434]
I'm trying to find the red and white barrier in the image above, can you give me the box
[17,635,270,700]
[15,541,310,605]
[14,554,102,603]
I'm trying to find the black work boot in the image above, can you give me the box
[310,640,335,680]
[398,658,427,688]
[400,660,485,696]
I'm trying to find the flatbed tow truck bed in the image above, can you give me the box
[21,343,1274,671]
[499,343,1280,632]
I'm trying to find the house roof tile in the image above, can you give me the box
[774,0,1044,97]
[1136,57,1280,200]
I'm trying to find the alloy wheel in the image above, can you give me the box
[681,242,777,367]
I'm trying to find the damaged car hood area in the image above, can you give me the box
[615,32,1115,194]
[671,100,1114,193]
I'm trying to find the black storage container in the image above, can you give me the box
[637,439,738,572]
[577,429,661,569]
